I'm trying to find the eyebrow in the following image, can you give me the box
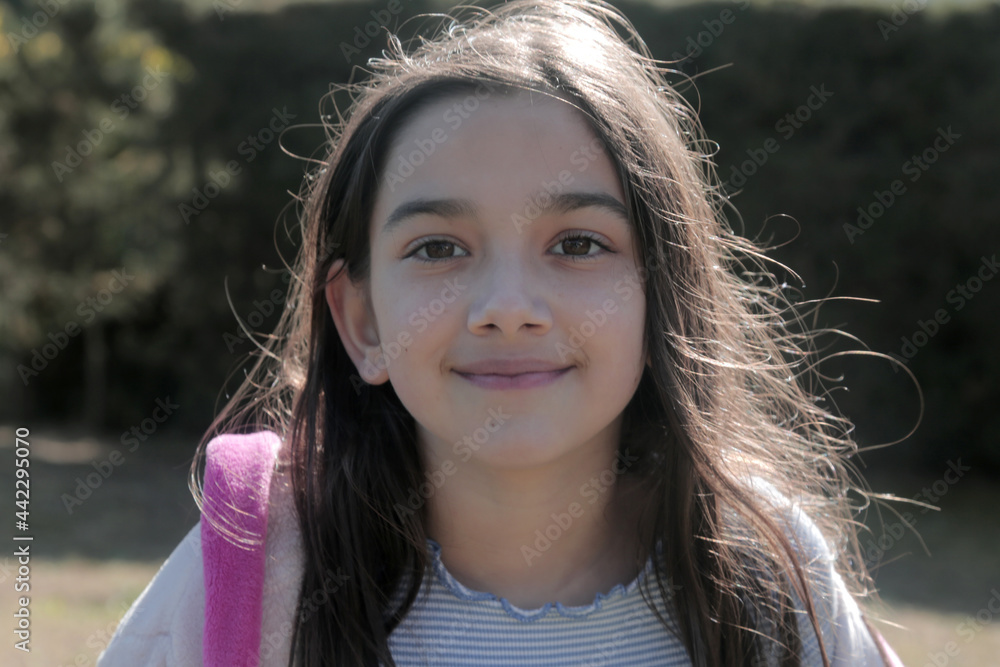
[381,191,629,236]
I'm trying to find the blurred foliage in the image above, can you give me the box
[1,0,997,472]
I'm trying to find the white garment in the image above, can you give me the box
[97,451,304,666]
[98,442,886,666]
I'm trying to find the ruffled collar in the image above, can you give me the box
[424,537,658,623]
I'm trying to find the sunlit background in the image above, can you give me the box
[1,0,998,664]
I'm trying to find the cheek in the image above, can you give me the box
[372,291,462,383]
[570,279,644,344]
[599,301,647,388]
[596,303,645,361]
[593,299,646,382]
[372,269,447,343]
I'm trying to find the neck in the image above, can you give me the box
[423,445,645,609]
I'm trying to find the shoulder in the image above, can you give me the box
[258,432,306,663]
[99,430,304,667]
[203,429,305,665]
[97,522,205,665]
[740,478,887,667]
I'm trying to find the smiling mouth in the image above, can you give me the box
[453,367,572,390]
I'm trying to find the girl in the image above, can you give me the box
[100,0,907,665]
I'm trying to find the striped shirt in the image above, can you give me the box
[385,507,884,666]
[387,537,691,666]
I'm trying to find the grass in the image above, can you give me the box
[855,467,1000,666]
[0,424,199,667]
[1,423,998,666]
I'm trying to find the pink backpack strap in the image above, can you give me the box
[872,626,905,666]
[201,431,282,667]
[863,617,906,667]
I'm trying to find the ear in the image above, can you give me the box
[324,259,389,386]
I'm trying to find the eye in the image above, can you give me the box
[551,232,612,262]
[403,232,613,264]
[405,238,470,264]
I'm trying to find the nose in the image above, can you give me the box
[466,254,553,337]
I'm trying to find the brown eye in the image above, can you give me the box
[407,239,469,264]
[552,232,611,261]
[424,241,455,259]
[405,232,611,264]
[560,237,591,255]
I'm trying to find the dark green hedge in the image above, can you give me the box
[2,0,997,472]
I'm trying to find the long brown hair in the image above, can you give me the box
[190,1,914,664]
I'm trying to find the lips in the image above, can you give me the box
[452,358,573,375]
[453,367,572,390]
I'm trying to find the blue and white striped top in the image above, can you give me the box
[386,511,885,666]
[387,537,692,666]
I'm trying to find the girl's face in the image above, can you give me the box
[329,88,648,473]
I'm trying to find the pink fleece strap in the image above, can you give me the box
[872,626,905,666]
[201,431,282,667]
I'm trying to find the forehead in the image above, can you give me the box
[375,89,625,215]
[387,87,595,151]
